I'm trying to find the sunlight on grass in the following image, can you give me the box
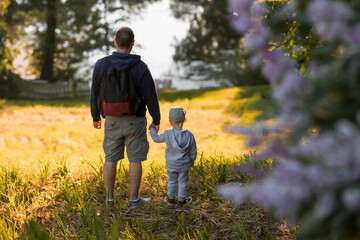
[0,86,296,239]
[0,87,263,176]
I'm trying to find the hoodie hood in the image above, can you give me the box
[108,51,141,71]
[168,129,193,153]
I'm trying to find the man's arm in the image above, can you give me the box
[140,67,161,126]
[90,60,103,127]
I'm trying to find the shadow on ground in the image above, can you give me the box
[228,85,278,122]
[2,88,223,108]
[157,88,222,102]
[4,97,90,108]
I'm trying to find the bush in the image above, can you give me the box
[0,69,21,99]
[219,0,360,239]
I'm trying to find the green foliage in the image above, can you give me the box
[307,51,360,130]
[263,0,360,136]
[227,85,277,123]
[192,154,229,199]
[0,69,21,99]
[171,0,268,86]
[0,0,21,99]
[25,220,51,240]
[218,47,268,86]
[262,2,316,72]
[9,0,162,82]
[172,0,241,63]
[39,159,51,185]
[0,217,17,239]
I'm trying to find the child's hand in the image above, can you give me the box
[149,123,159,132]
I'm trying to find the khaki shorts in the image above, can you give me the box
[103,116,149,163]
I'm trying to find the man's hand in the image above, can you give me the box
[149,123,159,132]
[93,120,101,129]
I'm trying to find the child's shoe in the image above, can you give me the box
[178,197,192,206]
[164,197,176,206]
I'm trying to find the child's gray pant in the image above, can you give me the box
[167,169,189,201]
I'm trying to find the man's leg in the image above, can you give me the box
[129,162,142,200]
[103,161,118,201]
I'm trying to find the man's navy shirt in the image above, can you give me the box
[90,51,161,125]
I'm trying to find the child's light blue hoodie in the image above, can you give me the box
[150,128,197,171]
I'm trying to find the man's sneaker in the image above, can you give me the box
[164,197,176,206]
[129,197,150,209]
[178,197,192,206]
[106,200,115,211]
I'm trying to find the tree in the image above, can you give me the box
[0,0,21,98]
[219,0,360,238]
[39,0,56,82]
[170,0,267,85]
[10,0,161,82]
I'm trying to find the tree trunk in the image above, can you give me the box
[40,0,57,82]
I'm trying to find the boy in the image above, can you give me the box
[149,107,197,206]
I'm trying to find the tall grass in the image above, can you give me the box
[0,87,297,239]
[0,153,296,239]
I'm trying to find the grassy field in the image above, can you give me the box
[0,86,297,239]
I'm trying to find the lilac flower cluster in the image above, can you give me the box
[230,0,307,120]
[220,120,360,221]
[308,0,360,45]
[221,0,360,236]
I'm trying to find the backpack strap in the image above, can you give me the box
[97,57,113,118]
[104,56,113,76]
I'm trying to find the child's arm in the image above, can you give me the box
[190,135,197,162]
[149,127,166,143]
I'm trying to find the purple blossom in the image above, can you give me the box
[308,0,353,23]
[314,194,335,219]
[254,140,290,160]
[249,51,265,66]
[217,183,247,204]
[262,61,283,84]
[228,0,253,33]
[345,24,360,45]
[228,0,252,16]
[262,53,298,85]
[252,3,265,17]
[273,71,302,103]
[246,133,260,147]
[244,25,269,50]
[308,0,354,41]
[225,0,360,235]
[342,188,360,211]
[236,164,266,179]
[230,15,252,33]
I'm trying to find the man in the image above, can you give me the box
[90,27,160,209]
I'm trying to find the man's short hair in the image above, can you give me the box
[115,27,134,49]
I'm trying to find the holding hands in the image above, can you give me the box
[149,123,159,132]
